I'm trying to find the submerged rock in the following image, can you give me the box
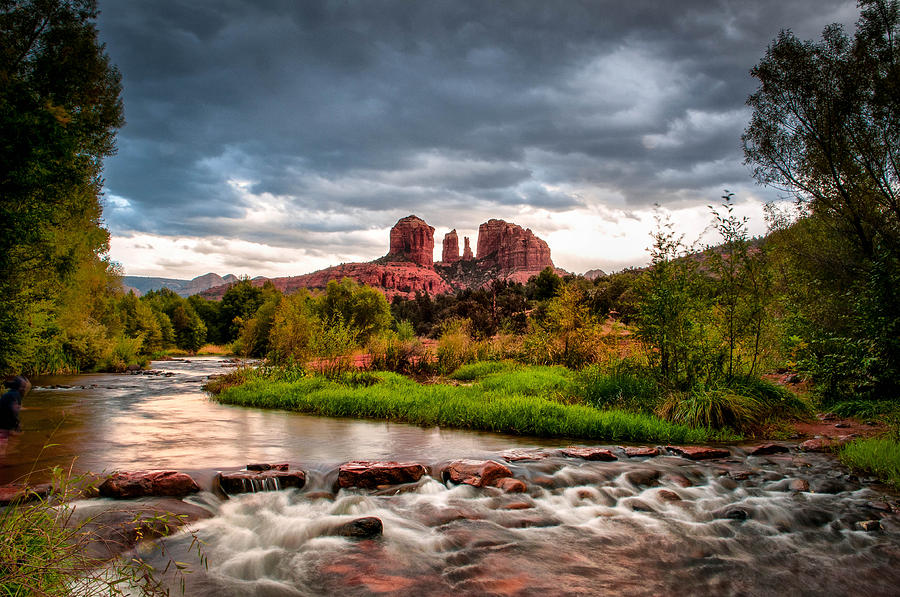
[667,446,731,460]
[331,516,384,539]
[98,471,200,499]
[444,459,512,488]
[494,477,527,493]
[337,461,427,489]
[215,469,306,495]
[747,443,790,456]
[561,446,617,461]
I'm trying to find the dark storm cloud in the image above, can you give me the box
[97,0,859,242]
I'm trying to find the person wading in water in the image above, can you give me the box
[0,376,31,457]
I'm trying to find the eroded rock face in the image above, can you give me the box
[442,230,460,263]
[476,219,553,272]
[337,461,427,489]
[444,459,512,488]
[200,215,559,301]
[98,471,200,499]
[389,215,435,267]
[462,236,474,260]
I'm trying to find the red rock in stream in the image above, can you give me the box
[98,471,200,499]
[622,446,660,458]
[747,443,790,456]
[799,437,852,452]
[666,446,731,460]
[337,461,427,489]
[445,460,513,488]
[0,483,52,506]
[561,446,618,461]
[494,477,527,493]
[215,469,306,495]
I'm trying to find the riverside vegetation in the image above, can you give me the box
[3,0,900,593]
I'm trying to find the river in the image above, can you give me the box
[4,358,900,596]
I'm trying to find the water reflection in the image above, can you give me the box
[0,358,567,484]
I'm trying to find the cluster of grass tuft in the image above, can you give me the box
[840,437,900,489]
[1,467,202,596]
[573,360,660,412]
[447,360,519,381]
[214,369,736,443]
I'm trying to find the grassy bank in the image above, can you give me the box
[840,436,900,489]
[214,367,738,444]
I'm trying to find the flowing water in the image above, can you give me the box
[4,359,900,596]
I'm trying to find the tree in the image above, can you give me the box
[743,0,900,399]
[0,0,124,372]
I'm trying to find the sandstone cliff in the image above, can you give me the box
[388,215,434,267]
[442,229,459,263]
[202,215,561,300]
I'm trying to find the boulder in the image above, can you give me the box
[798,436,855,452]
[98,471,200,499]
[388,215,435,267]
[444,460,512,488]
[561,446,617,461]
[666,446,730,460]
[494,477,527,493]
[337,461,427,489]
[215,469,306,495]
[622,446,659,458]
[331,516,384,539]
[747,443,790,456]
[442,230,460,263]
[788,478,810,492]
[657,489,681,502]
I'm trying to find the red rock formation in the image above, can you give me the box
[200,215,561,301]
[444,459,512,488]
[442,229,459,263]
[476,219,553,272]
[388,215,434,267]
[560,447,617,461]
[462,236,474,260]
[99,470,201,498]
[267,262,452,301]
[337,461,427,489]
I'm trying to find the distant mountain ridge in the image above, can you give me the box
[122,272,238,297]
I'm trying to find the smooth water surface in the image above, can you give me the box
[0,358,565,484]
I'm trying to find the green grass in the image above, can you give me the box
[214,369,736,443]
[447,360,519,381]
[840,436,900,489]
[574,362,660,412]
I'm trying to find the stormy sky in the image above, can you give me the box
[97,0,860,278]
